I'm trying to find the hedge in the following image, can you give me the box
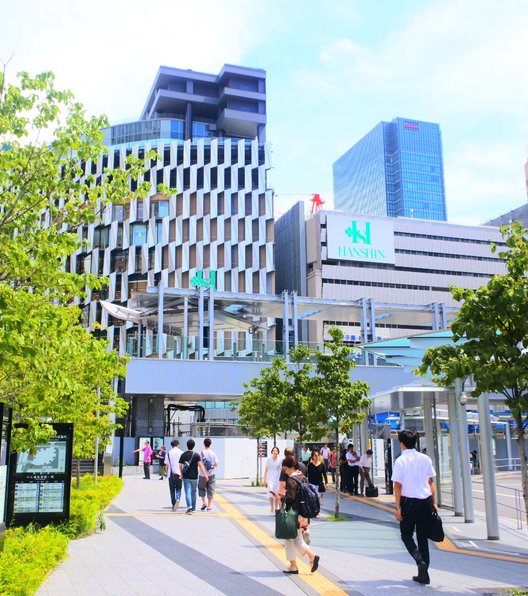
[0,475,123,595]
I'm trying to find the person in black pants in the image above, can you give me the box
[339,449,349,493]
[392,429,437,585]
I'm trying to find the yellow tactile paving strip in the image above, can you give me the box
[215,492,348,596]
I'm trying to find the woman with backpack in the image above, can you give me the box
[281,456,320,574]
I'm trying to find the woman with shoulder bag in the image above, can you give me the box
[307,449,327,500]
[281,456,320,574]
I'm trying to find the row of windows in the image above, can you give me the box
[394,231,503,246]
[323,258,494,279]
[395,248,501,263]
[322,278,451,292]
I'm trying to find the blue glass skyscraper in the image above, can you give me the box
[333,118,447,221]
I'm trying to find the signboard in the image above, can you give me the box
[6,423,73,527]
[258,440,268,458]
[190,270,216,289]
[326,214,395,264]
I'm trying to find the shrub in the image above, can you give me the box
[0,525,69,596]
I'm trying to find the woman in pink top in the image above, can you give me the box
[328,447,338,484]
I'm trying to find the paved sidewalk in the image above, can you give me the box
[38,476,528,596]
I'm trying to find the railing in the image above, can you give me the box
[124,332,368,363]
[167,422,246,437]
[472,479,526,530]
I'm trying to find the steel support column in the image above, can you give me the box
[208,286,214,361]
[477,394,500,539]
[282,291,290,362]
[455,379,474,522]
[505,422,512,471]
[360,416,369,454]
[448,392,463,516]
[423,394,436,470]
[183,296,188,359]
[157,283,164,359]
[292,291,298,347]
[198,287,205,361]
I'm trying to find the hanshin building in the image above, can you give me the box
[275,204,505,344]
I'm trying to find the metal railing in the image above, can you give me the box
[471,479,526,530]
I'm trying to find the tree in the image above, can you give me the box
[311,327,370,517]
[418,222,528,524]
[0,69,166,454]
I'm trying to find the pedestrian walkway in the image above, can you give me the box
[38,476,528,596]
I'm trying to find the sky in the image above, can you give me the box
[1,0,528,225]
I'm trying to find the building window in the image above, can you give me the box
[93,227,109,249]
[113,204,125,222]
[131,224,148,245]
[192,121,209,139]
[151,199,169,218]
[137,200,144,220]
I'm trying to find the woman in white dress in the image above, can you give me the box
[263,446,282,512]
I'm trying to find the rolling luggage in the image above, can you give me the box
[365,485,378,497]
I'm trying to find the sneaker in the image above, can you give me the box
[185,508,193,515]
[172,501,179,511]
[200,504,207,511]
[302,529,310,545]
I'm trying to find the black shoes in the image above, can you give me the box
[311,555,320,573]
[283,569,298,574]
[201,504,207,511]
[413,562,430,585]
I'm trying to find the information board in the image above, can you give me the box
[7,423,73,527]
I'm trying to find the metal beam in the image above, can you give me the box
[448,392,463,516]
[157,283,164,359]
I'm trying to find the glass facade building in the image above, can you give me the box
[333,118,447,221]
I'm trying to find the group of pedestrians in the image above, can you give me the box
[135,437,218,514]
[338,443,375,496]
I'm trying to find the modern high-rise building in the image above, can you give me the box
[63,64,274,362]
[333,118,447,221]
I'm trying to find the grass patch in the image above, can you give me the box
[0,475,123,595]
[324,514,349,522]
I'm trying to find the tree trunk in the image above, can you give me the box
[334,427,340,518]
[515,414,528,525]
[256,438,260,485]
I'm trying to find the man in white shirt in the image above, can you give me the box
[167,439,183,511]
[345,444,361,495]
[320,443,331,482]
[358,449,374,496]
[392,429,437,585]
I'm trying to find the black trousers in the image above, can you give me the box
[339,464,350,492]
[400,496,432,567]
[143,461,151,479]
[349,466,360,494]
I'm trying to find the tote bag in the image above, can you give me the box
[427,509,445,542]
[275,505,299,539]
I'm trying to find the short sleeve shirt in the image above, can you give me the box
[198,449,217,477]
[346,451,360,467]
[391,449,436,499]
[358,455,371,468]
[179,450,202,480]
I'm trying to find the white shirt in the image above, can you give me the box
[358,454,372,468]
[346,450,361,467]
[391,448,436,499]
[198,448,218,477]
[320,447,330,460]
[167,447,183,475]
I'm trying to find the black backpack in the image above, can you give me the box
[291,476,320,519]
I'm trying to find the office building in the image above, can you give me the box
[486,203,528,228]
[276,204,505,344]
[333,118,447,221]
[61,64,274,363]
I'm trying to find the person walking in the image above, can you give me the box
[264,446,282,512]
[133,440,153,479]
[307,449,327,499]
[392,429,437,585]
[320,443,331,481]
[359,449,374,496]
[281,456,320,575]
[300,445,311,463]
[339,447,350,493]
[328,447,337,484]
[167,439,183,510]
[179,439,209,514]
[155,444,168,480]
[199,437,218,511]
[346,444,361,495]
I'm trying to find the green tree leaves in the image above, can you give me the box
[418,222,528,523]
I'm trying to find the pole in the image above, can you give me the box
[157,282,164,358]
[423,394,436,469]
[448,392,463,515]
[198,286,204,360]
[208,285,214,361]
[455,379,474,523]
[477,394,500,539]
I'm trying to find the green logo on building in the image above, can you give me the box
[345,221,371,244]
[190,270,216,289]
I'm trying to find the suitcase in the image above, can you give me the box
[365,485,378,497]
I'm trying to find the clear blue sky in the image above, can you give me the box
[2,0,527,224]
